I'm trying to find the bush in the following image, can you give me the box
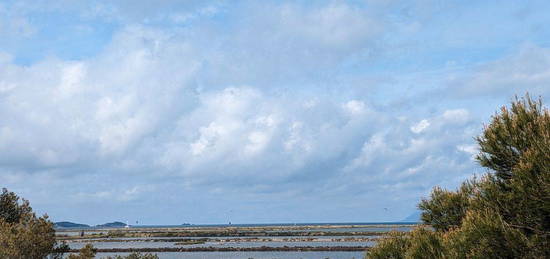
[107,229,127,237]
[70,244,159,259]
[418,179,477,232]
[442,209,529,259]
[404,227,444,259]
[0,189,159,259]
[367,95,550,258]
[367,227,444,259]
[0,188,68,259]
[67,244,96,259]
[366,231,409,259]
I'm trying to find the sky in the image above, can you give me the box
[0,0,549,225]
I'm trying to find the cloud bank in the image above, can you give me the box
[0,0,548,224]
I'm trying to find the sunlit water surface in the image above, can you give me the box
[94,251,365,259]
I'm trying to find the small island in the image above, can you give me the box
[95,222,128,228]
[54,221,90,228]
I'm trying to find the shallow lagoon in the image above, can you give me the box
[59,223,416,258]
[68,240,375,250]
[94,251,365,259]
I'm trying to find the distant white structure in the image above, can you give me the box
[125,220,130,228]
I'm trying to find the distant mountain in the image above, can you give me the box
[54,221,90,228]
[96,221,127,228]
[401,211,422,223]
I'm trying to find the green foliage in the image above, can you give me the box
[418,179,477,231]
[0,188,32,224]
[366,231,409,259]
[443,209,529,259]
[367,95,550,258]
[404,227,445,259]
[107,229,127,237]
[0,188,68,259]
[68,244,159,259]
[367,227,444,259]
[67,244,97,259]
[476,96,549,181]
[472,95,550,257]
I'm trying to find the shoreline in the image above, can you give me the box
[68,246,371,253]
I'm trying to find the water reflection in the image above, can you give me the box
[94,251,365,259]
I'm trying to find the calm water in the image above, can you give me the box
[93,251,365,259]
[68,240,375,250]
[267,227,413,233]
[60,223,415,258]
[56,222,417,231]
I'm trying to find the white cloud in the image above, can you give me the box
[0,38,480,208]
[0,25,200,168]
[344,112,478,196]
[3,0,539,223]
[343,100,366,116]
[57,62,86,98]
[410,119,430,133]
[245,131,270,155]
[347,133,386,169]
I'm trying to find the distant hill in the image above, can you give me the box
[96,221,127,228]
[401,211,422,223]
[54,221,90,228]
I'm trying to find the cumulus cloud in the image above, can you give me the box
[1,0,547,223]
[347,109,477,183]
[0,26,200,171]
[0,32,480,207]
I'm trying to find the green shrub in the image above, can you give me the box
[366,231,409,259]
[442,209,530,259]
[70,244,159,259]
[367,227,444,259]
[0,188,67,259]
[418,179,477,232]
[404,227,445,259]
[67,244,96,259]
[107,230,127,237]
[367,95,550,258]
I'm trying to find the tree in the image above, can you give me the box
[367,95,550,258]
[0,188,158,259]
[0,188,32,224]
[474,96,550,238]
[0,188,68,259]
[418,179,477,232]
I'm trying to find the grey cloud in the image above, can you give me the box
[0,31,480,203]
[2,0,538,223]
